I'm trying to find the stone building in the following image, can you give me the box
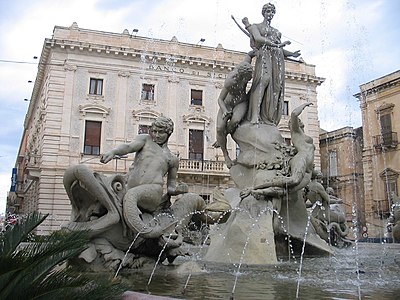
[7,23,324,234]
[354,70,400,238]
[319,126,365,228]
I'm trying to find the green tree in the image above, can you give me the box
[0,212,123,300]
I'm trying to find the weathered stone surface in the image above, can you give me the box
[205,189,277,264]
[63,117,230,271]
[63,4,336,271]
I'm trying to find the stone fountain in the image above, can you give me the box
[59,4,400,299]
[62,2,352,273]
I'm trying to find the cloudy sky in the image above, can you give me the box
[0,0,399,213]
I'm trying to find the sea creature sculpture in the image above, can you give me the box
[63,165,230,270]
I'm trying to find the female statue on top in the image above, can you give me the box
[242,3,300,125]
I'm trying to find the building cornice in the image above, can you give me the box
[285,71,324,85]
[48,24,322,82]
[354,70,400,100]
[47,37,324,85]
[23,41,52,129]
[319,126,361,144]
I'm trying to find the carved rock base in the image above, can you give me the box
[205,190,277,264]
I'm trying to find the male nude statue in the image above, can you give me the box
[214,51,254,168]
[100,116,187,233]
[305,170,330,222]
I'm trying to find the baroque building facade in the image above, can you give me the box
[355,70,400,238]
[319,126,365,230]
[320,70,400,238]
[8,23,324,234]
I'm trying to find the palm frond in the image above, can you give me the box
[0,212,126,300]
[31,270,123,300]
[7,236,88,296]
[18,268,90,300]
[0,212,48,256]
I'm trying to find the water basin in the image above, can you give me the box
[120,242,400,299]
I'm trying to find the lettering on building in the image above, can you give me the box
[148,64,227,79]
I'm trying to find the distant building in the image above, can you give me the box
[355,70,400,238]
[320,70,400,239]
[7,23,324,234]
[319,126,365,228]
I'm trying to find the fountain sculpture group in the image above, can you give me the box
[63,3,350,271]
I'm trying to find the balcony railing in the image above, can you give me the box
[373,131,398,149]
[372,199,390,218]
[178,158,228,174]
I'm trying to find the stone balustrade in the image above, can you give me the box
[178,158,228,175]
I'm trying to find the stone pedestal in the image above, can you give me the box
[205,190,277,264]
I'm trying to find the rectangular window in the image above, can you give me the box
[191,89,203,106]
[328,150,338,177]
[141,84,155,101]
[283,101,289,116]
[380,114,392,134]
[380,113,393,145]
[189,129,204,160]
[386,180,398,204]
[89,78,103,95]
[138,124,151,134]
[84,121,101,155]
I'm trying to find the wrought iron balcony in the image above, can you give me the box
[372,199,390,218]
[373,131,398,149]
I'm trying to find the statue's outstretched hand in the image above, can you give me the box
[100,152,114,164]
[301,102,313,110]
[242,17,250,27]
[291,50,301,58]
[279,41,291,48]
[292,102,313,117]
[240,188,252,199]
